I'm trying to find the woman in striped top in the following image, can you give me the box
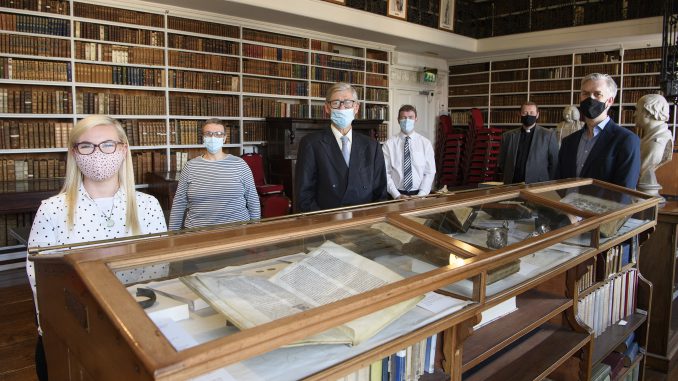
[169,118,260,230]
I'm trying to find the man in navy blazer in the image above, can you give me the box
[556,73,640,189]
[295,82,387,212]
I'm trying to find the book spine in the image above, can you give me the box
[393,350,405,381]
[369,359,382,381]
[427,334,436,374]
[424,336,432,374]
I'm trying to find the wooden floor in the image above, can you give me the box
[0,269,38,381]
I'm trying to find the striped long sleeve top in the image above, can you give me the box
[168,155,260,230]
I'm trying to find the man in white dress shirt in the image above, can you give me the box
[382,105,436,199]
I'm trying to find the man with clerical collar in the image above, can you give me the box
[498,101,559,184]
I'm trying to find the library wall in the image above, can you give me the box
[443,44,663,188]
[0,0,394,247]
[390,51,448,143]
[448,45,663,130]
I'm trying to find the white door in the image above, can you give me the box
[392,90,434,142]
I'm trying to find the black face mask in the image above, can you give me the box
[521,115,537,127]
[579,97,607,119]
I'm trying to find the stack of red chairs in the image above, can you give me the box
[435,114,467,188]
[462,108,503,185]
[241,152,291,218]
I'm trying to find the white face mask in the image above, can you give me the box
[331,108,355,130]
[204,137,224,154]
[399,118,415,134]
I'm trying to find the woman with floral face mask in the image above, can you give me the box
[26,115,167,381]
[168,118,260,230]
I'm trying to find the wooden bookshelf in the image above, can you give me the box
[0,0,392,253]
[638,202,678,372]
[449,46,661,129]
[0,0,391,172]
[462,289,572,372]
[454,0,664,39]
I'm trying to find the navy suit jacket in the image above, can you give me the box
[556,120,640,189]
[295,128,388,212]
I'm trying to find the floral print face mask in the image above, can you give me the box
[75,149,125,182]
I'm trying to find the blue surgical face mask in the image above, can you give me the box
[399,118,415,134]
[331,108,355,130]
[204,136,224,154]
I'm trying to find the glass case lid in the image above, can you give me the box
[530,183,648,216]
[403,195,583,253]
[114,220,477,356]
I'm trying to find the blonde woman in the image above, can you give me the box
[26,115,166,380]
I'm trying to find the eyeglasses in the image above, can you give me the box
[73,140,124,155]
[327,99,356,109]
[203,131,226,138]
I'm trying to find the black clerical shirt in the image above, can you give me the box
[512,127,534,183]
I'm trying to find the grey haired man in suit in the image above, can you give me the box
[498,101,559,184]
[295,82,387,212]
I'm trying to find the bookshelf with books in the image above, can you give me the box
[0,0,394,251]
[448,62,490,128]
[528,54,575,126]
[0,0,73,247]
[242,28,309,122]
[449,46,661,132]
[457,182,657,381]
[0,0,393,181]
[619,47,662,129]
[488,58,528,128]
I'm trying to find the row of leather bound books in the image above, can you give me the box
[0,158,66,181]
[0,121,72,149]
[0,12,70,36]
[0,89,72,114]
[0,58,71,81]
[76,41,164,65]
[76,91,165,115]
[75,21,164,47]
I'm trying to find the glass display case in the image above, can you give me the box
[29,179,659,381]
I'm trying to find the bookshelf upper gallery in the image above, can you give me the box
[448,46,662,130]
[0,0,392,182]
[30,178,660,380]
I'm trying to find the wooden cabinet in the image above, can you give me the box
[639,201,678,373]
[265,117,384,209]
[30,179,660,380]
[0,179,62,246]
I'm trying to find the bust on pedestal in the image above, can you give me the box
[636,94,674,202]
[556,105,583,147]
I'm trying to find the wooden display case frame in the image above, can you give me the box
[30,179,660,380]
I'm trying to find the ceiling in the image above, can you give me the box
[135,0,662,61]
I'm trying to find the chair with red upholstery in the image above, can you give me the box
[241,152,290,218]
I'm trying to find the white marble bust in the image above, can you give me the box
[556,105,583,147]
[636,94,674,200]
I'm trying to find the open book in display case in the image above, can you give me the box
[29,178,660,381]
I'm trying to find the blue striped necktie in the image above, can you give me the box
[403,136,412,190]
